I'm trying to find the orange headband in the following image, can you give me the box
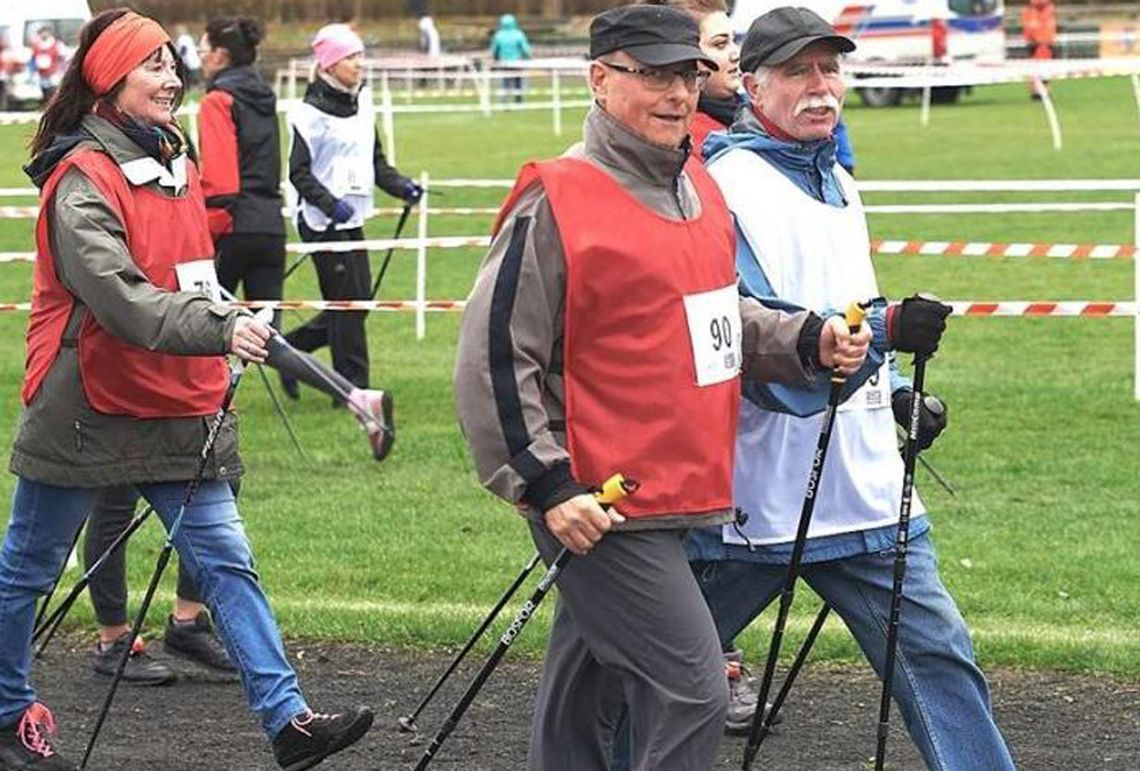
[82,12,171,97]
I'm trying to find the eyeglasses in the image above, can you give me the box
[598,60,710,92]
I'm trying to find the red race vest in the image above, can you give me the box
[690,111,727,162]
[496,157,739,519]
[24,149,228,417]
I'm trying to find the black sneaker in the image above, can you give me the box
[92,635,175,687]
[164,611,236,673]
[272,707,374,771]
[0,703,78,770]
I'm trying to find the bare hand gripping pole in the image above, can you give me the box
[412,474,639,771]
[742,302,867,771]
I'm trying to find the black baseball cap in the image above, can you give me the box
[739,6,856,73]
[589,5,718,70]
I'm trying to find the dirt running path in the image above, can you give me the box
[27,640,1140,770]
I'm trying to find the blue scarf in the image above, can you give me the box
[703,108,847,208]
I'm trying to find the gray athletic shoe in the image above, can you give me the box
[92,635,175,687]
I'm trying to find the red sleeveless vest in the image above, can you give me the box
[24,149,229,417]
[496,157,739,519]
[690,111,727,162]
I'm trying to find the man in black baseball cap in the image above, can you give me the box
[454,3,844,770]
[662,7,1018,771]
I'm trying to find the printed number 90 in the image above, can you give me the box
[709,316,733,352]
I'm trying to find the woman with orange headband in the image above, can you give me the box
[0,10,372,770]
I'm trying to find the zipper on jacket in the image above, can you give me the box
[73,420,83,452]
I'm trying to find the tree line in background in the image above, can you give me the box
[86,0,1137,28]
[89,0,616,22]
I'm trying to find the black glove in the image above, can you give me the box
[887,293,951,357]
[401,179,424,204]
[892,390,948,452]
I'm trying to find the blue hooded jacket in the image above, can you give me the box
[490,15,532,61]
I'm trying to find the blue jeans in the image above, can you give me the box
[612,532,1016,771]
[0,478,308,738]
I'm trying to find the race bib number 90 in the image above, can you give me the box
[682,284,742,387]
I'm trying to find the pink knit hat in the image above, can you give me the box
[312,23,364,70]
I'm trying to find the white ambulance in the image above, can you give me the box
[0,0,92,109]
[730,0,1006,106]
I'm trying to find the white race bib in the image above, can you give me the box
[838,361,892,413]
[175,259,221,302]
[330,157,369,196]
[683,284,742,387]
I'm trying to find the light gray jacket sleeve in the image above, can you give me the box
[454,182,586,510]
[49,167,237,355]
[739,297,818,387]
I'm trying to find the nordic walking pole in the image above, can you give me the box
[397,551,542,733]
[33,524,85,633]
[33,506,154,655]
[742,302,867,771]
[413,474,639,771]
[369,201,414,300]
[751,602,831,744]
[81,361,246,770]
[873,353,929,771]
[254,362,309,460]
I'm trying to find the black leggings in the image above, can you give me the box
[84,485,201,628]
[216,232,286,330]
[282,219,371,389]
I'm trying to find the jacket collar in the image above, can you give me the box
[582,104,690,190]
[82,115,188,192]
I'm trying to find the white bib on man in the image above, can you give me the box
[708,147,923,545]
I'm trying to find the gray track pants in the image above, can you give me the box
[527,523,727,771]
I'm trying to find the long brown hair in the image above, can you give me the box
[30,8,187,157]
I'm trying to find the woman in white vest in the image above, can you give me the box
[282,23,422,398]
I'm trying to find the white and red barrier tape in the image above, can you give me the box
[0,238,1135,264]
[0,300,1129,316]
[869,240,1138,259]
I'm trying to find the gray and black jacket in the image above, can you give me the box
[454,106,825,532]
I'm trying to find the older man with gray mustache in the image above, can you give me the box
[681,6,1018,771]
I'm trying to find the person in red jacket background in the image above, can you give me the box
[1022,0,1057,97]
[197,17,286,327]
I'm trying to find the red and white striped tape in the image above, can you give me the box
[0,299,1129,316]
[871,239,1138,259]
[0,238,1136,263]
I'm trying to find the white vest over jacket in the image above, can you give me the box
[707,147,924,545]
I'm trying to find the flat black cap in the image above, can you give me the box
[740,6,856,73]
[590,5,717,70]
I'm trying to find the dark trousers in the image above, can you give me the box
[84,486,201,628]
[283,218,371,389]
[216,232,286,330]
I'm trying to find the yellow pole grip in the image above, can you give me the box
[594,474,640,505]
[844,301,867,333]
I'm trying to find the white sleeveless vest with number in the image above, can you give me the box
[287,87,375,231]
[707,147,924,545]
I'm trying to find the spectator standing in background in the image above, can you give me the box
[490,14,532,102]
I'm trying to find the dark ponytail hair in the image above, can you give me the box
[205,16,265,68]
[30,7,187,157]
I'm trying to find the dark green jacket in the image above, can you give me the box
[10,115,243,487]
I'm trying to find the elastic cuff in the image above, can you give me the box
[797,312,825,370]
[523,463,589,513]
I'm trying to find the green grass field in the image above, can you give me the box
[0,75,1138,677]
